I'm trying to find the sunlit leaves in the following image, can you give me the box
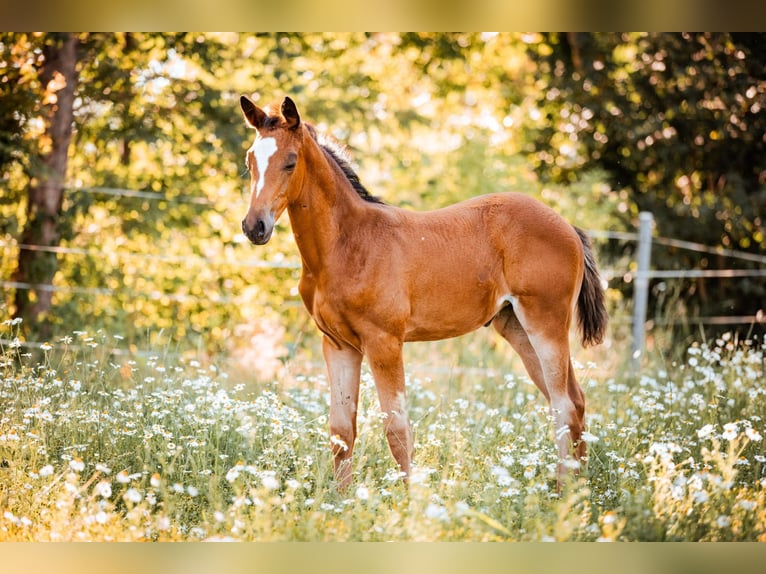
[525,32,766,332]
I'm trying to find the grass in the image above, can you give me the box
[1,317,765,541]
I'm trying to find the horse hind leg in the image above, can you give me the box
[495,301,586,479]
[567,359,586,461]
[492,306,548,400]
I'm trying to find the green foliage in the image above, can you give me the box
[1,32,762,361]
[3,32,601,359]
[525,32,766,334]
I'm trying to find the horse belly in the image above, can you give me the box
[403,281,503,342]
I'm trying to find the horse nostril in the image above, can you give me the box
[242,216,271,244]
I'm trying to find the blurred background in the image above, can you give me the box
[1,32,764,378]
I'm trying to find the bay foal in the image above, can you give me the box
[239,96,607,489]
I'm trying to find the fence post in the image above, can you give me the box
[631,211,654,372]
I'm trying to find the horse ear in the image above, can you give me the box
[240,95,267,129]
[282,97,301,130]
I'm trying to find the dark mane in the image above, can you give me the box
[307,124,385,205]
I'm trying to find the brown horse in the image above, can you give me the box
[239,95,607,489]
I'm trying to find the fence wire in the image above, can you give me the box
[2,208,764,344]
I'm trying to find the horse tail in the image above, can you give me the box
[574,227,608,347]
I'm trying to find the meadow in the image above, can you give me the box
[1,316,765,542]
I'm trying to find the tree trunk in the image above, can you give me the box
[12,33,78,337]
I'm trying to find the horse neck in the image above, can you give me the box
[286,137,363,269]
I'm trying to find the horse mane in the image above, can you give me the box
[305,123,385,205]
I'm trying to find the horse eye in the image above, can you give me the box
[284,162,296,172]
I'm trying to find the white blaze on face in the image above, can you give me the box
[248,136,278,197]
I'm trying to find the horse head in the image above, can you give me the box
[239,95,303,245]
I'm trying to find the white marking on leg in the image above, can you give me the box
[496,294,517,314]
[395,391,407,415]
[248,136,278,197]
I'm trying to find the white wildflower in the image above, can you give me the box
[424,503,449,521]
[697,424,716,440]
[94,480,112,499]
[491,465,512,487]
[561,458,582,471]
[716,515,731,528]
[225,466,241,483]
[738,499,757,511]
[330,434,349,452]
[745,427,762,442]
[261,473,279,491]
[692,490,708,504]
[355,485,370,501]
[722,423,738,441]
[581,431,599,443]
[95,510,109,525]
[123,488,142,504]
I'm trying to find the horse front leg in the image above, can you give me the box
[365,334,413,481]
[323,336,363,490]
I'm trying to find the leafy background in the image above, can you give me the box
[1,32,765,374]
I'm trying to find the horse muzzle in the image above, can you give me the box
[242,213,274,245]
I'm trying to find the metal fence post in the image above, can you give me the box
[631,211,654,372]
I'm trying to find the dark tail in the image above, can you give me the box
[574,227,608,347]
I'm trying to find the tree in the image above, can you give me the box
[525,33,766,333]
[11,33,78,336]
